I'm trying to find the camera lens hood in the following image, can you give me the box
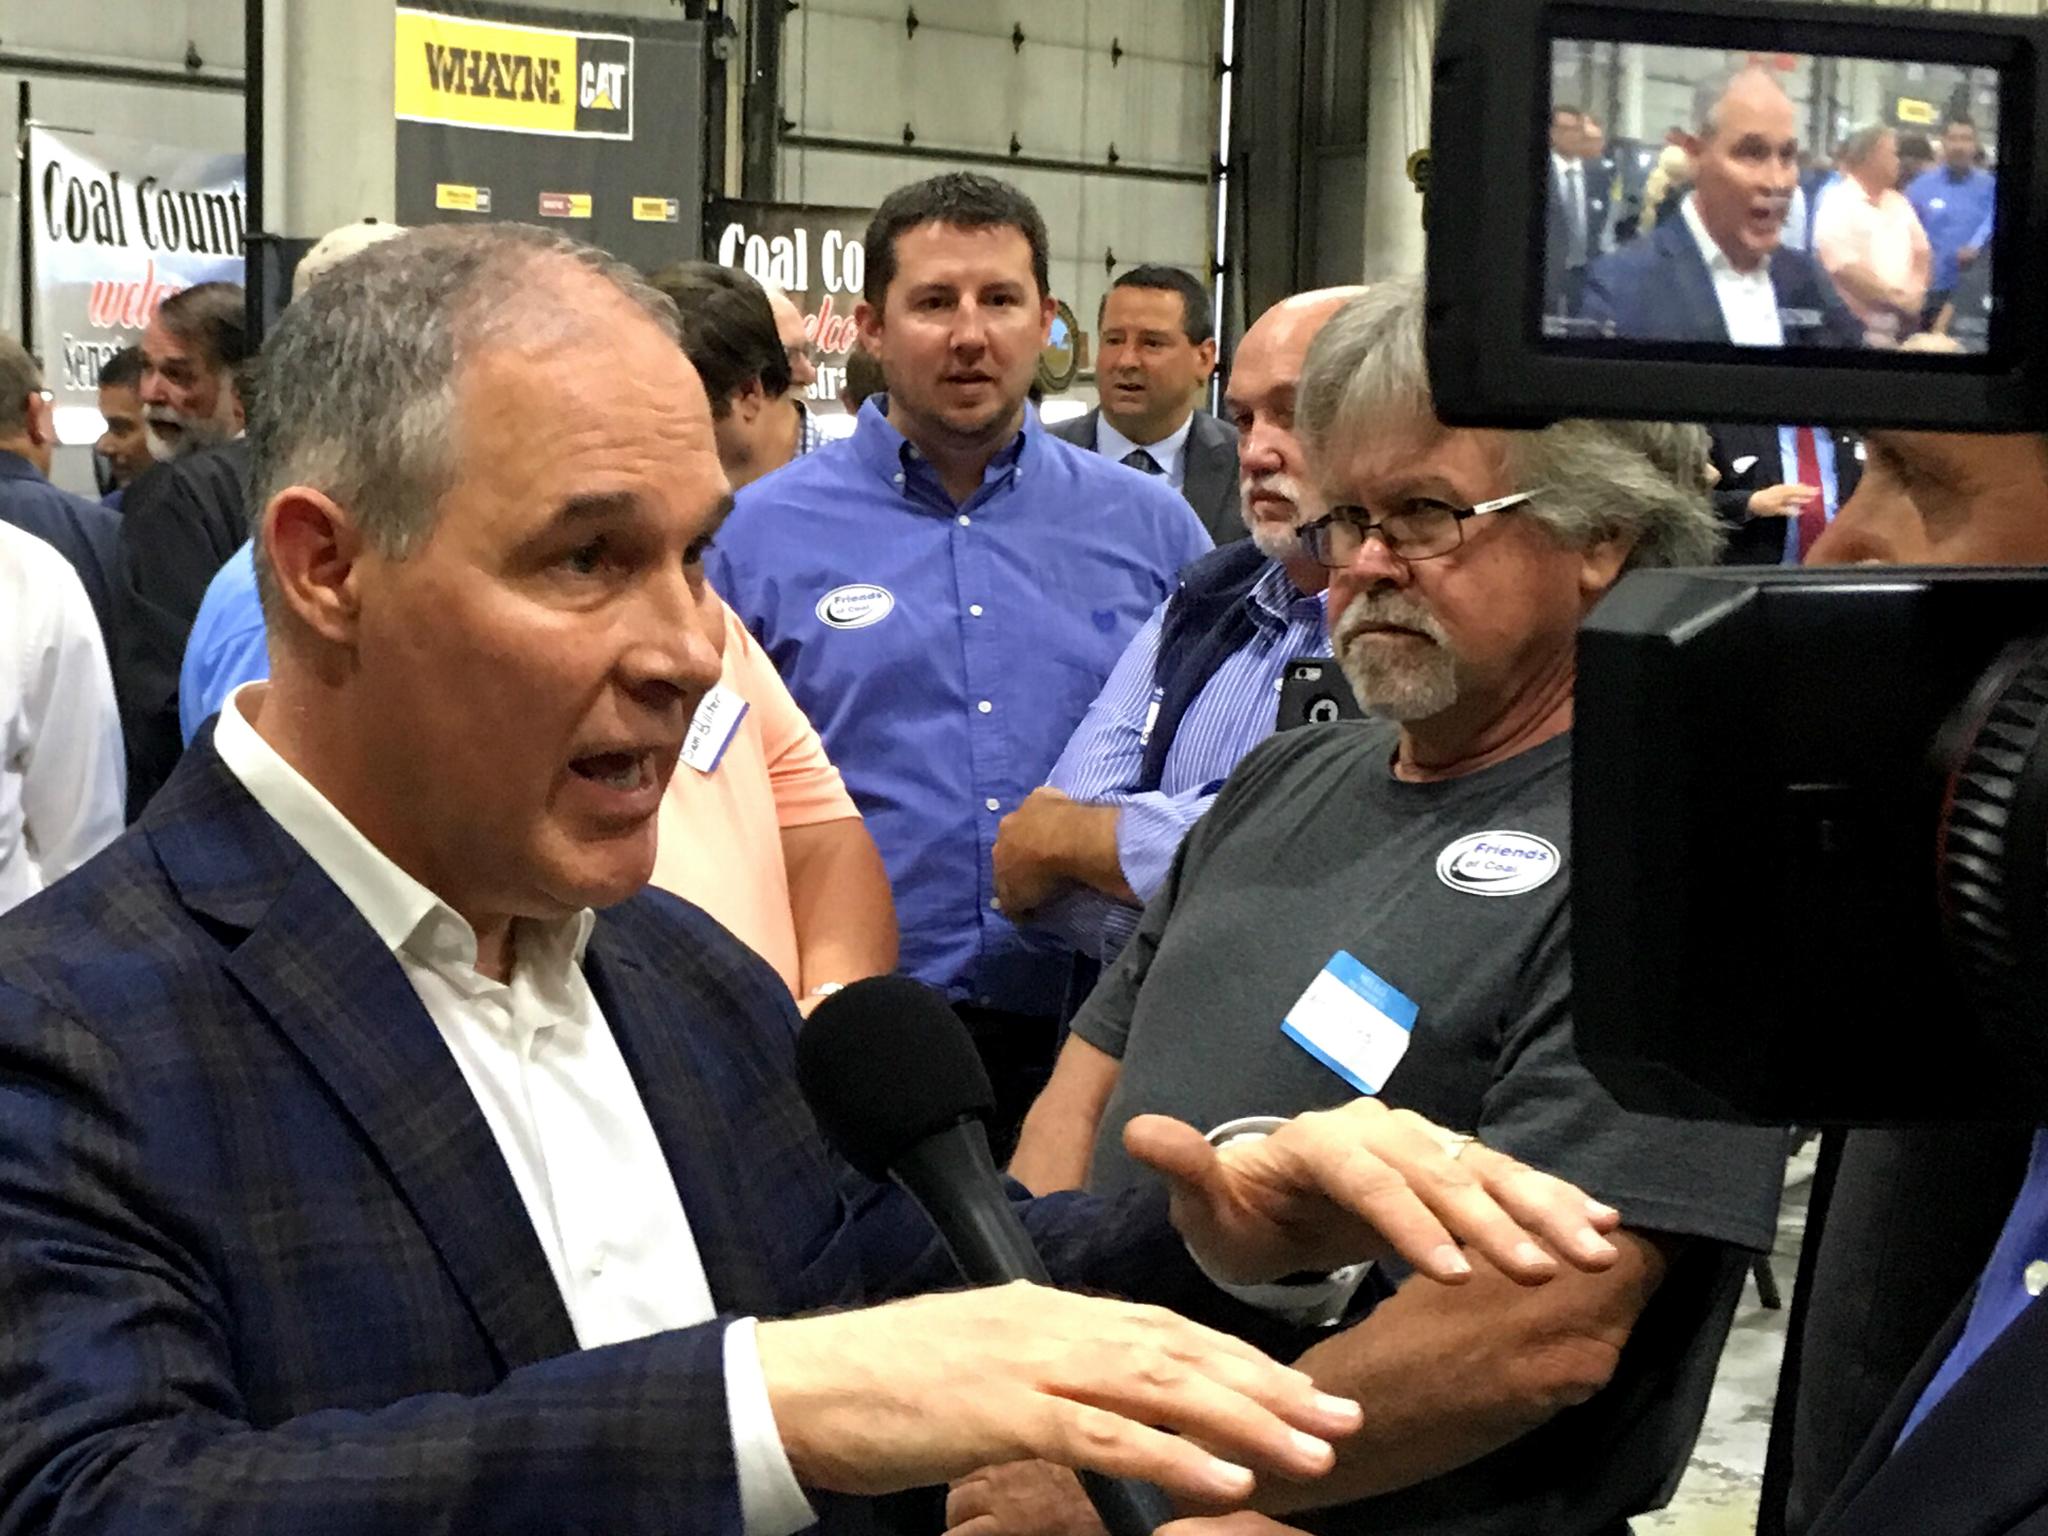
[1938,633,2048,1047]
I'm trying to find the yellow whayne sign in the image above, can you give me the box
[395,8,635,140]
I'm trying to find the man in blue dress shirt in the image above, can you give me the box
[1904,116,1997,329]
[990,286,1362,1002]
[709,173,1210,1146]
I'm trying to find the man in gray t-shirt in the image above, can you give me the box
[960,281,1786,1536]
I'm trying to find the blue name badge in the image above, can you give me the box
[1281,950,1420,1096]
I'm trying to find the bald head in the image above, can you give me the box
[1685,68,1800,271]
[762,282,816,393]
[1227,286,1369,561]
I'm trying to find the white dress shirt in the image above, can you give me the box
[1096,409,1196,491]
[212,686,815,1536]
[0,521,124,915]
[1679,193,1785,346]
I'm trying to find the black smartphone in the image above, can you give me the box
[1276,657,1364,732]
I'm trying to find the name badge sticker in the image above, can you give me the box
[1281,950,1419,1096]
[681,684,749,774]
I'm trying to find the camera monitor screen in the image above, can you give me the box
[1542,40,2004,360]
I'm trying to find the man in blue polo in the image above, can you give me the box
[709,173,1209,1149]
[1905,115,1996,330]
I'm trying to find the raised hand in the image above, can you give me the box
[1130,1099,1622,1287]
[757,1279,1362,1502]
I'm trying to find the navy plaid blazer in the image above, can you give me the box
[0,738,1243,1534]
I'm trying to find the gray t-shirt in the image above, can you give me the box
[1073,720,1786,1536]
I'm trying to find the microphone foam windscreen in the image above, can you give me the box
[796,974,996,1181]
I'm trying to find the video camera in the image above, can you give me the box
[1423,0,2048,1125]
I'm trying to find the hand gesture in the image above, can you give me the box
[757,1280,1362,1502]
[1131,1100,1621,1287]
[1748,483,1820,519]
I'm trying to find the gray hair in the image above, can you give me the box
[248,222,680,619]
[0,335,42,438]
[1297,277,1722,570]
[1842,121,1895,169]
[1692,66,1785,141]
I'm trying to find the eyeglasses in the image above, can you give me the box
[1296,490,1542,567]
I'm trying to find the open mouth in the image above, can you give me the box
[569,750,657,793]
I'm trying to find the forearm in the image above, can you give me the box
[1008,1035,1122,1194]
[1048,802,1138,904]
[1256,1231,1668,1514]
[780,818,898,999]
[1829,261,1907,313]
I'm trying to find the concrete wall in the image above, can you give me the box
[775,0,1224,379]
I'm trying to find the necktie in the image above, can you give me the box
[1566,163,1588,265]
[1121,448,1162,476]
[1794,427,1827,561]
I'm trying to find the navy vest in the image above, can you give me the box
[1136,540,1274,793]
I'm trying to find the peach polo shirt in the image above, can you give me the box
[650,598,858,994]
[1814,180,1933,337]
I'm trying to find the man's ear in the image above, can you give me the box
[25,391,56,449]
[262,486,369,646]
[1579,536,1636,601]
[1037,292,1058,346]
[733,378,768,425]
[855,299,883,354]
[1195,337,1219,383]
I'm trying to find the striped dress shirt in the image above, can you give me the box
[1037,561,1329,963]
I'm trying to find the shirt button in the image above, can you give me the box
[977,700,993,714]
[957,514,972,527]
[588,1252,607,1279]
[985,797,1001,812]
[969,604,984,617]
[892,473,905,486]
[2027,1260,2048,1298]
[989,897,1002,910]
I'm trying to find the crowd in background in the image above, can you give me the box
[0,89,2032,1535]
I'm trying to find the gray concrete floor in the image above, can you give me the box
[1639,1139,1817,1535]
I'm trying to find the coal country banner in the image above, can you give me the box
[395,6,634,141]
[27,126,246,443]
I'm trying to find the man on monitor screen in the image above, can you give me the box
[1580,68,1862,349]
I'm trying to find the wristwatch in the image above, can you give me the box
[805,982,847,1000]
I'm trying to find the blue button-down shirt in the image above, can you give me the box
[1898,1129,2048,1445]
[1906,165,1997,294]
[1035,562,1329,963]
[179,541,268,744]
[710,397,1211,1016]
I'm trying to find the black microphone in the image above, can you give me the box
[797,974,1179,1536]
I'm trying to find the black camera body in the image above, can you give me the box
[1573,566,2048,1126]
[1426,0,2048,431]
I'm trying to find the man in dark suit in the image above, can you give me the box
[0,222,1623,1535]
[1580,70,1862,350]
[1050,265,1243,545]
[1706,422,1863,565]
[0,335,123,649]
[1759,429,2048,1536]
[1543,106,1604,320]
[114,281,254,816]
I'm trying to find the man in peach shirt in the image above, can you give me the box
[1814,123,1933,345]
[649,262,898,1008]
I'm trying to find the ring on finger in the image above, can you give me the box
[1438,1132,1476,1162]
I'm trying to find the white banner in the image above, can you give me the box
[28,127,246,444]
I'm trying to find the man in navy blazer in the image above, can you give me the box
[0,223,1622,1535]
[1758,430,2048,1536]
[1580,69,1862,350]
